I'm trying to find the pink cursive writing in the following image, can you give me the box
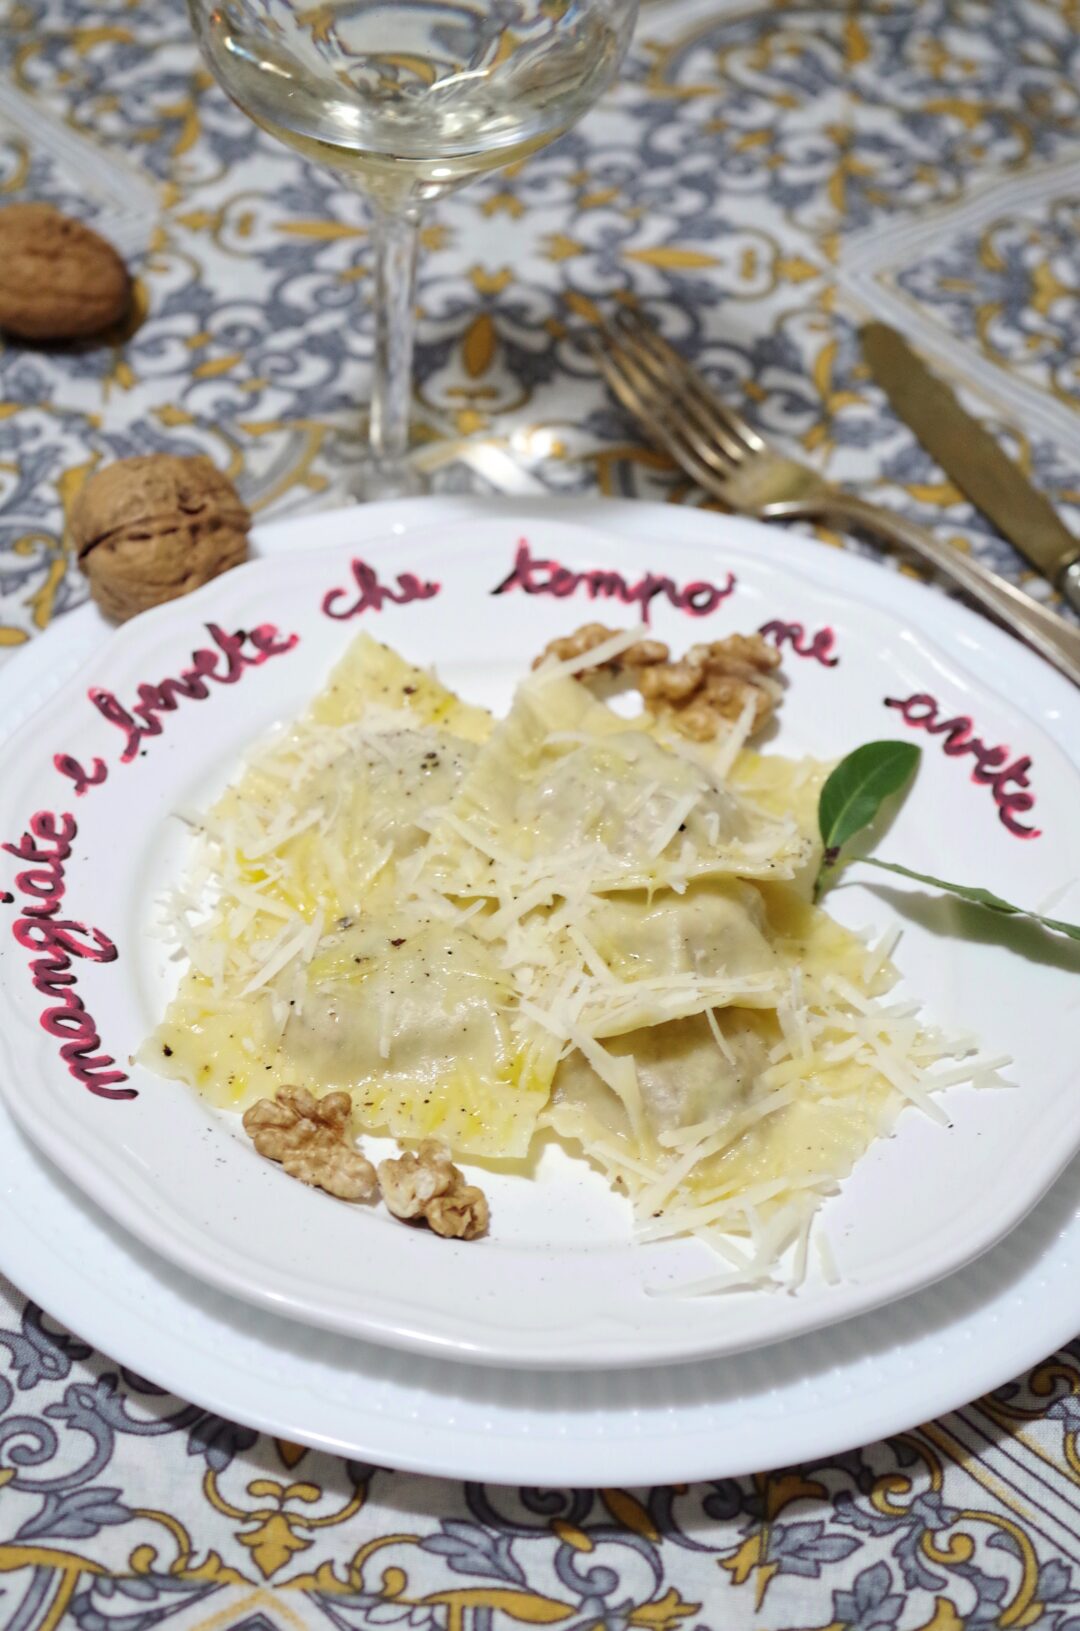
[54,754,108,796]
[322,557,441,621]
[759,619,840,667]
[2,812,132,1098]
[885,692,1040,839]
[85,621,298,765]
[492,538,736,626]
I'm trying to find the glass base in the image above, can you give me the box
[346,455,430,503]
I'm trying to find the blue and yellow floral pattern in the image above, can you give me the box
[2,0,1080,648]
[4,1271,1080,1628]
[3,0,1080,1623]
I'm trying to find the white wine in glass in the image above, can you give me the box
[189,0,639,498]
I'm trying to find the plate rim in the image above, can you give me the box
[0,1094,1073,1486]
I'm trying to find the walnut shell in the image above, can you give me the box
[72,454,251,623]
[0,202,131,341]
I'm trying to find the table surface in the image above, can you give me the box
[3,0,1080,1625]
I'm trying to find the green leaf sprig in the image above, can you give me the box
[815,741,1080,942]
[816,741,920,885]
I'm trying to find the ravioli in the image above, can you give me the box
[149,629,980,1286]
[533,881,786,1041]
[419,667,810,901]
[155,911,555,1156]
[544,891,901,1262]
[151,634,555,1157]
[584,879,777,986]
[547,1009,773,1162]
[200,633,490,923]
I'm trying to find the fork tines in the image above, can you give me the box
[588,308,765,490]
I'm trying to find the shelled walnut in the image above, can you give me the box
[639,635,783,740]
[532,623,783,741]
[71,453,251,622]
[378,1140,490,1240]
[242,1087,377,1202]
[0,202,131,340]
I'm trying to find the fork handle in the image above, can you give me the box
[770,493,1080,689]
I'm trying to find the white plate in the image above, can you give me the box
[0,505,1077,1488]
[0,499,1077,1369]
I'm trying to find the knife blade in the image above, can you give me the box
[860,321,1080,615]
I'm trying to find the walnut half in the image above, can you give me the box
[639,634,783,741]
[531,624,783,741]
[242,1087,377,1202]
[378,1140,489,1240]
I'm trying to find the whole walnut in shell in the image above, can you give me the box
[72,454,251,622]
[0,202,131,341]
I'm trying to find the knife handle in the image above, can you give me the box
[783,494,1080,689]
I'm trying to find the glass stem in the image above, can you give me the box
[369,205,422,470]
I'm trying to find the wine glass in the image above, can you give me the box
[188,0,639,499]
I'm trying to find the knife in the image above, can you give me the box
[860,321,1080,616]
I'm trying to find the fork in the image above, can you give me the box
[590,311,1080,688]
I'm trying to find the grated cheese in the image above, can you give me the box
[239,921,312,997]
[710,694,758,781]
[816,1227,840,1286]
[532,624,653,682]
[150,630,993,1295]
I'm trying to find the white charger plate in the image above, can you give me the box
[0,498,1077,1371]
[2,1097,1079,1487]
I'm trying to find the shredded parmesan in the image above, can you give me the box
[816,1227,840,1286]
[711,694,758,781]
[532,624,653,681]
[150,630,991,1295]
[238,921,311,996]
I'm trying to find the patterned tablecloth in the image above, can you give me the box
[2,0,1080,1625]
